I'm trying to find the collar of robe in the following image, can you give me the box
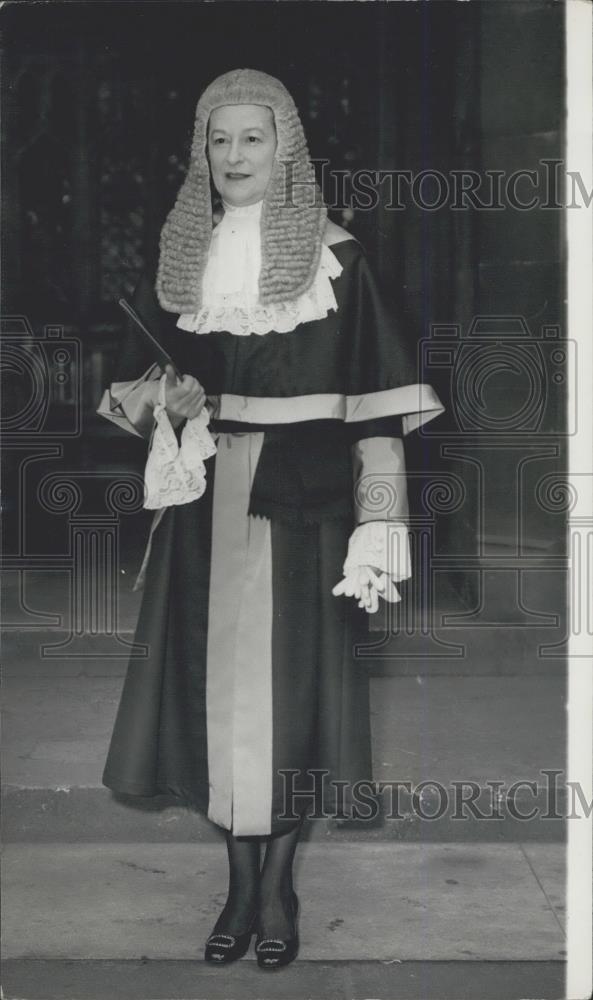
[176,199,343,337]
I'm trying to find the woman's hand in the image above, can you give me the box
[332,565,401,613]
[163,363,206,423]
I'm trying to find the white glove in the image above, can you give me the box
[332,565,402,613]
[332,521,411,614]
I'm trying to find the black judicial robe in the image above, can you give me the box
[99,236,443,835]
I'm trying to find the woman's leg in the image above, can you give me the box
[258,817,305,938]
[212,831,260,935]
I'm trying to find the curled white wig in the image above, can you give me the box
[156,68,327,314]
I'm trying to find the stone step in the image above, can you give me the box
[2,626,568,676]
[3,959,566,1000]
[2,671,566,842]
[2,558,568,676]
[2,784,567,844]
[0,958,568,1000]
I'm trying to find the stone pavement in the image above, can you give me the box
[3,843,566,962]
[2,842,566,998]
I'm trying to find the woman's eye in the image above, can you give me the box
[247,135,262,143]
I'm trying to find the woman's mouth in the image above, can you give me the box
[226,172,251,181]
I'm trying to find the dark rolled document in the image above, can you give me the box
[118,297,183,381]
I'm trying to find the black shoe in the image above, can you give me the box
[255,891,299,970]
[204,913,256,964]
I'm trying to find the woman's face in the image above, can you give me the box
[207,104,277,207]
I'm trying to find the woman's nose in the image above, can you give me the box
[226,139,244,165]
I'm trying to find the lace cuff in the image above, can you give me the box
[143,373,218,510]
[343,520,412,581]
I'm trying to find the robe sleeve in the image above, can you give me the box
[341,434,412,585]
[336,245,439,588]
[338,243,444,433]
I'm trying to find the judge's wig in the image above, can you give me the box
[156,68,327,314]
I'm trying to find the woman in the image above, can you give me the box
[97,68,443,969]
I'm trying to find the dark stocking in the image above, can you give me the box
[258,817,304,939]
[213,832,260,935]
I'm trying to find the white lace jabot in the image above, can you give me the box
[177,198,343,336]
